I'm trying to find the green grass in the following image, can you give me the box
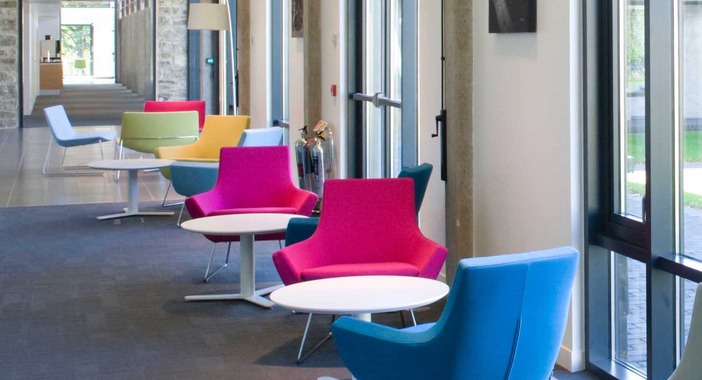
[627,131,702,164]
[627,181,702,209]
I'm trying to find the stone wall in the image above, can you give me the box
[118,8,154,100]
[0,0,18,129]
[155,0,187,100]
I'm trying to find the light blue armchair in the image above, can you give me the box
[331,246,579,380]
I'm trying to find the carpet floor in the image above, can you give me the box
[0,203,440,380]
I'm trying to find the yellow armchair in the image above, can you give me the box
[156,115,250,180]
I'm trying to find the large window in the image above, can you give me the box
[586,0,702,379]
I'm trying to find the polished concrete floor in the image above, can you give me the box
[0,126,181,209]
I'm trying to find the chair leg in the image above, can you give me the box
[176,203,186,226]
[162,182,184,208]
[43,138,102,177]
[203,242,232,282]
[410,309,417,326]
[296,314,334,364]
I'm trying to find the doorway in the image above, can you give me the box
[348,0,417,178]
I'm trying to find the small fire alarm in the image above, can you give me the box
[331,84,337,97]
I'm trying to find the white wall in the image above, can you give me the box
[417,1,446,246]
[472,0,584,371]
[23,3,39,116]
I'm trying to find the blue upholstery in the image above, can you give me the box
[285,163,433,246]
[331,246,579,380]
[169,161,219,225]
[44,105,116,148]
[170,162,219,198]
[42,105,117,176]
[237,127,284,147]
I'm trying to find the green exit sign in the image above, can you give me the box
[205,57,214,65]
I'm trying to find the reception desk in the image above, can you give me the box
[40,62,63,95]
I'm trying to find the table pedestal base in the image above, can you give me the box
[97,210,174,220]
[184,284,282,308]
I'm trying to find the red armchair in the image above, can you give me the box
[144,100,206,131]
[272,178,447,285]
[185,146,318,281]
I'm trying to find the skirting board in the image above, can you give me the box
[557,345,586,372]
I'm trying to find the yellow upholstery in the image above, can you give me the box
[156,115,250,179]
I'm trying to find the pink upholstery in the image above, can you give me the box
[272,178,448,285]
[185,146,318,242]
[144,100,206,131]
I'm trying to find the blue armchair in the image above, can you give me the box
[331,246,579,380]
[285,163,433,246]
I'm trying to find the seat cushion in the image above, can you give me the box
[209,207,297,216]
[301,262,420,281]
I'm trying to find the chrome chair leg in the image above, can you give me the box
[203,242,232,282]
[296,314,335,364]
[43,137,102,177]
[162,182,184,208]
[177,203,186,226]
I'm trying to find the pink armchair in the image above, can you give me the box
[272,178,447,285]
[144,100,206,131]
[185,146,318,281]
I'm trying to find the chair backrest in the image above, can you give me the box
[144,100,206,131]
[670,283,702,380]
[427,247,578,379]
[43,105,76,144]
[398,162,433,214]
[311,178,420,264]
[120,111,199,154]
[195,115,250,159]
[237,127,284,147]
[213,146,298,207]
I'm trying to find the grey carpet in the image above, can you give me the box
[0,203,598,380]
[23,84,146,128]
[0,203,438,380]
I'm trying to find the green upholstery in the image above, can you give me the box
[118,111,199,155]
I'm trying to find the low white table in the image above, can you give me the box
[270,275,449,363]
[180,213,305,308]
[88,159,175,220]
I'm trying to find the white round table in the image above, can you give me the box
[88,159,174,220]
[180,213,306,308]
[270,275,449,363]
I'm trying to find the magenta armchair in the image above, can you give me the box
[272,178,447,285]
[144,100,206,131]
[185,146,318,281]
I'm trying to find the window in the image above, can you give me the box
[585,1,702,379]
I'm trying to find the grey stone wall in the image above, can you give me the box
[0,0,18,129]
[155,0,187,100]
[118,8,154,100]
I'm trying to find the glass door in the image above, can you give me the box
[349,0,416,178]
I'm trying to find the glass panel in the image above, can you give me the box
[363,0,385,178]
[680,1,702,260]
[617,1,647,219]
[613,253,647,375]
[387,0,402,177]
[681,278,699,355]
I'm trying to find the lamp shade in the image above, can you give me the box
[187,3,230,31]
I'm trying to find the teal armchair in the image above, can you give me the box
[331,246,579,380]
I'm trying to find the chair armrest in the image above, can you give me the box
[331,317,438,380]
[404,235,448,280]
[286,187,318,216]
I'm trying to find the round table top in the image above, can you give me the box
[88,158,174,171]
[270,276,449,315]
[180,213,307,236]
